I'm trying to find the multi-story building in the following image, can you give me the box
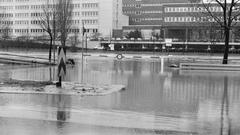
[122,0,240,42]
[0,0,128,40]
[122,0,189,39]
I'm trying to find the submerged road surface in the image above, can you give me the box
[0,52,240,135]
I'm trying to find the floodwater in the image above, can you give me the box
[0,54,240,135]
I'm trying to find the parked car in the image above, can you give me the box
[122,37,127,40]
[93,45,104,50]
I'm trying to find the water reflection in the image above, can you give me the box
[55,95,71,122]
[220,76,231,135]
[1,57,240,134]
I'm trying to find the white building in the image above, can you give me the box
[0,0,128,39]
[99,0,129,37]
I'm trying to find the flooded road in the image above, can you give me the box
[0,55,240,135]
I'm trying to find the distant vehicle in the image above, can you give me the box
[111,38,116,40]
[94,45,104,50]
[109,44,114,50]
[103,37,110,41]
[98,37,104,41]
[122,37,127,40]
[130,38,135,40]
[89,37,98,41]
[116,38,121,40]
[158,38,164,41]
[151,37,157,40]
[137,38,142,40]
[144,37,151,40]
[172,38,179,41]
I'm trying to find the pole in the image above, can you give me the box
[57,76,62,87]
[85,33,87,53]
[81,32,84,84]
[53,40,55,63]
[161,57,164,74]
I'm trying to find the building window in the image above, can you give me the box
[135,4,141,8]
[135,11,141,15]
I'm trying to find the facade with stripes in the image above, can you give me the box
[0,0,128,40]
[122,0,240,42]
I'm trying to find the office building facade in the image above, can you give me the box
[122,0,189,39]
[122,0,240,42]
[0,0,128,39]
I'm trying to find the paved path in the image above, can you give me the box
[1,51,240,64]
[0,52,55,65]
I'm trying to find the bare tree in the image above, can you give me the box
[0,12,12,40]
[70,30,79,52]
[56,0,73,47]
[1,23,12,40]
[37,0,58,62]
[190,0,240,64]
[37,0,73,62]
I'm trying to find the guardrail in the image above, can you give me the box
[179,63,240,71]
[100,41,240,46]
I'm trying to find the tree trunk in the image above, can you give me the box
[222,28,230,64]
[49,36,53,62]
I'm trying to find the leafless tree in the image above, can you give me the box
[70,30,79,52]
[37,0,73,62]
[0,12,12,40]
[1,23,11,40]
[190,0,240,64]
[56,0,73,47]
[37,0,58,62]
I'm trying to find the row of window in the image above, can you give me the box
[132,18,162,22]
[164,17,216,22]
[123,3,162,8]
[82,19,98,25]
[21,19,98,25]
[0,13,13,18]
[164,6,224,13]
[31,12,98,18]
[0,29,13,33]
[15,5,29,10]
[15,0,29,2]
[1,3,98,11]
[0,21,13,25]
[82,3,98,8]
[70,19,98,25]
[81,11,98,17]
[14,11,99,18]
[0,0,13,2]
[73,11,99,17]
[13,28,98,33]
[0,0,28,2]
[123,10,162,15]
[0,6,13,10]
[0,19,99,25]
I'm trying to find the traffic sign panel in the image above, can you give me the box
[165,38,172,47]
[58,47,66,77]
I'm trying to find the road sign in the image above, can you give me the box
[57,46,66,77]
[165,38,172,47]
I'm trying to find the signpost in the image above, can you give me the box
[57,46,66,87]
[165,38,172,55]
[165,38,172,47]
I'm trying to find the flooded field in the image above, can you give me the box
[0,54,240,135]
